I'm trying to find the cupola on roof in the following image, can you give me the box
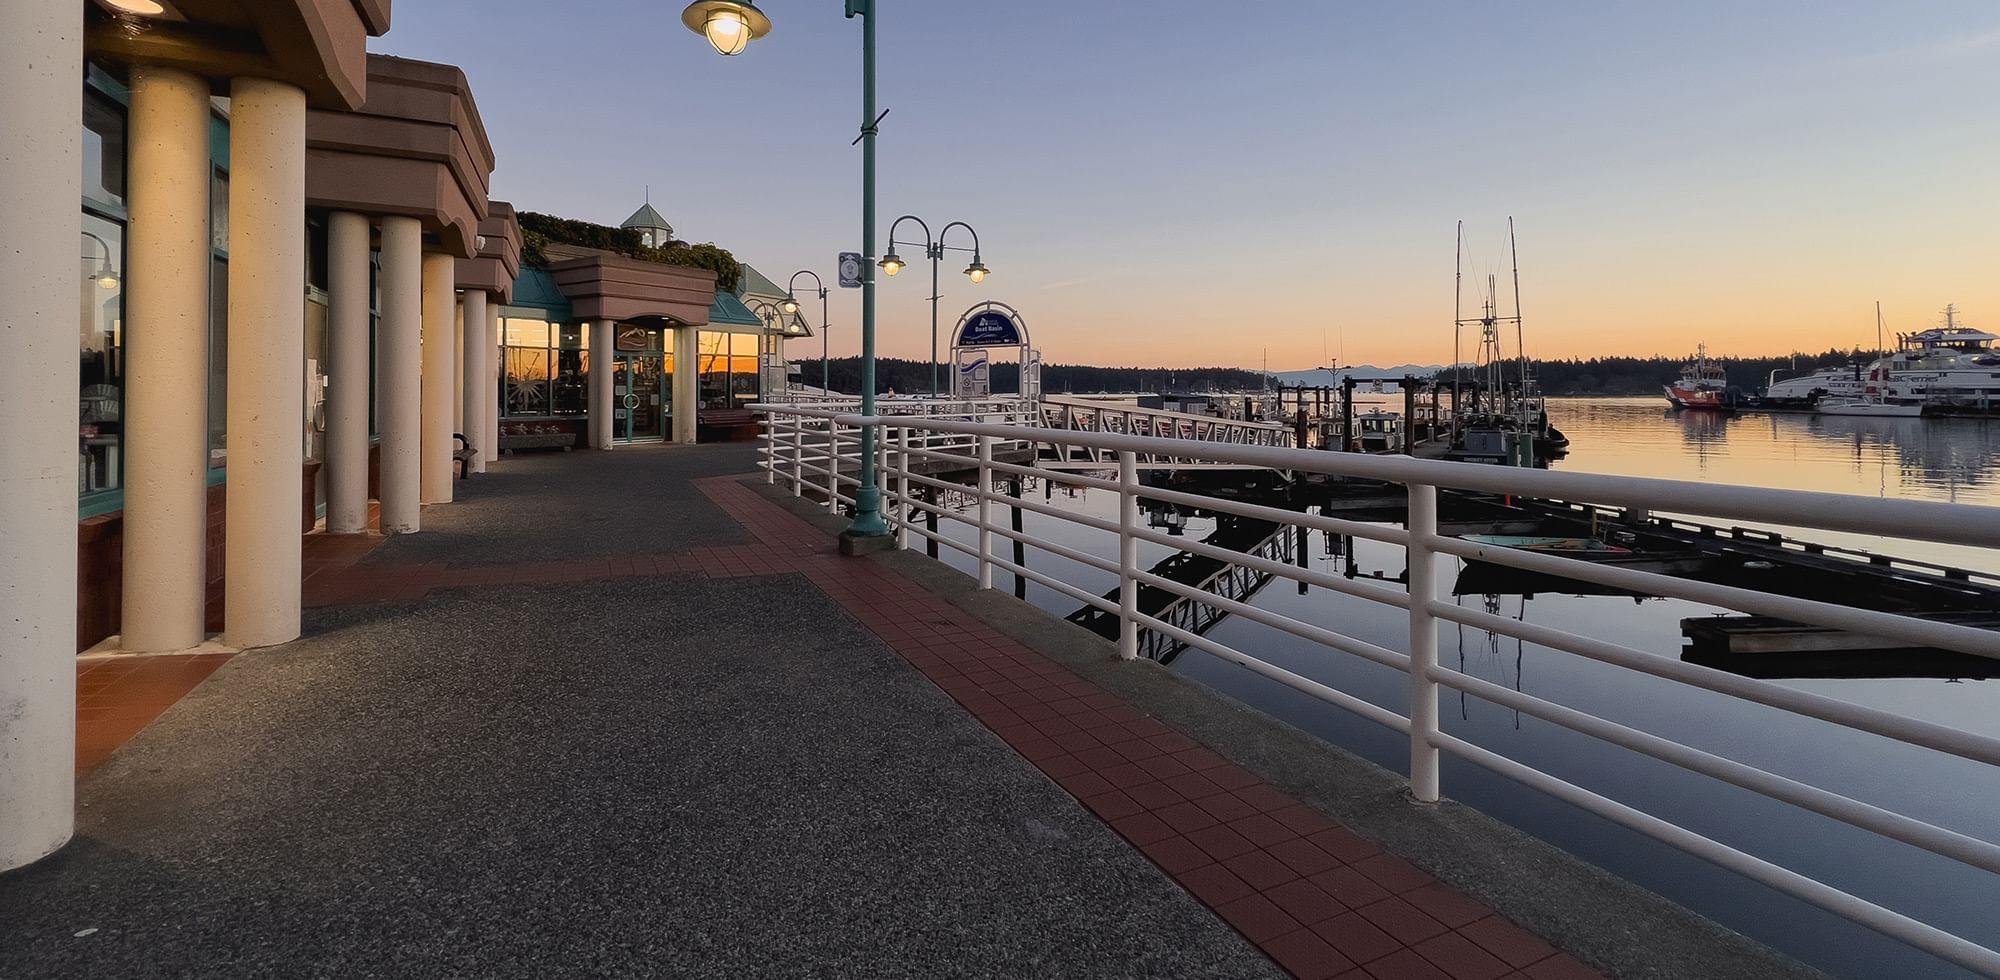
[620,195,674,247]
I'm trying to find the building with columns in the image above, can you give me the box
[0,3,801,875]
[0,0,525,874]
[497,203,789,448]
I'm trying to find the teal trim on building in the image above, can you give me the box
[79,467,229,521]
[735,263,785,299]
[709,290,765,328]
[505,267,575,321]
[620,203,671,231]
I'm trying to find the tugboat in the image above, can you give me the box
[1665,344,1731,409]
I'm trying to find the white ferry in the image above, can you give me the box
[1762,306,2000,412]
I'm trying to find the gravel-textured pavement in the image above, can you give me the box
[1,453,1278,979]
[363,444,762,566]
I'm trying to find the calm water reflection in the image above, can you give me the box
[915,397,2000,980]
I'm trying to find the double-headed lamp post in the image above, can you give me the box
[782,270,831,395]
[880,216,987,397]
[682,0,890,540]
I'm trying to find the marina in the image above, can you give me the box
[754,390,2000,980]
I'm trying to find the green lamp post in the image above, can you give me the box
[783,270,831,394]
[681,0,889,540]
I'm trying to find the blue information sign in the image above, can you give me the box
[956,310,1022,348]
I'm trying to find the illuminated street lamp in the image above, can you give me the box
[682,0,893,543]
[680,0,771,56]
[785,270,831,394]
[81,231,118,289]
[882,215,988,396]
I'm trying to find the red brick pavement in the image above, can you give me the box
[103,476,1600,980]
[76,653,234,776]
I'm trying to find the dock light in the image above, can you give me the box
[879,249,905,276]
[781,293,800,315]
[680,0,771,56]
[964,256,989,284]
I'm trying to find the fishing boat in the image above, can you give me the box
[1665,344,1731,409]
[1460,534,1633,556]
[1356,410,1404,453]
[1445,217,1564,466]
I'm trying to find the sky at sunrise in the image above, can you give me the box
[376,2,2000,370]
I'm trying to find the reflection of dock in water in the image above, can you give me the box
[1066,514,1294,664]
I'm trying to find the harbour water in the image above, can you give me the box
[917,396,2000,980]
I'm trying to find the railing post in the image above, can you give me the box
[874,419,890,524]
[894,425,911,550]
[1118,450,1139,660]
[1407,481,1441,803]
[762,413,775,484]
[789,414,804,496]
[825,419,841,514]
[977,433,994,589]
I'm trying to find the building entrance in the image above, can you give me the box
[612,354,667,443]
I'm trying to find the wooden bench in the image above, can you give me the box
[498,431,576,454]
[452,433,478,479]
[698,409,763,443]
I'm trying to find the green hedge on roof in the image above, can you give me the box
[518,210,742,294]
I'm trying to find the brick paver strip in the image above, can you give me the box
[99,473,1601,980]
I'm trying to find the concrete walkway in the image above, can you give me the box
[4,446,1276,978]
[7,443,1778,979]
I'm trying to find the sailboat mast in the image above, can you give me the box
[1875,301,1884,355]
[1509,216,1527,383]
[1453,220,1463,411]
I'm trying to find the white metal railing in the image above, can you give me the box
[752,402,2000,976]
[1041,393,1296,464]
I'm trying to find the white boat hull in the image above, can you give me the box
[1816,400,1923,418]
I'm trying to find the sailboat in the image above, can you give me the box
[1817,304,1925,417]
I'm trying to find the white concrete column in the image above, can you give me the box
[376,217,422,533]
[460,289,488,472]
[0,0,81,873]
[120,64,212,651]
[452,296,466,433]
[420,252,456,502]
[673,324,700,444]
[483,300,501,467]
[325,212,372,533]
[223,76,307,649]
[590,318,615,449]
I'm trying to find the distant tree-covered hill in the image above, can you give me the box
[802,357,1270,396]
[1500,349,1871,395]
[794,351,1877,396]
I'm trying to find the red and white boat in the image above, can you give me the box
[1665,344,1730,409]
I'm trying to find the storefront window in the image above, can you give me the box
[502,315,587,418]
[79,215,125,497]
[207,164,230,469]
[82,92,125,211]
[697,331,762,410]
[554,322,586,415]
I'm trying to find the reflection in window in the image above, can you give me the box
[697,331,763,410]
[82,93,125,210]
[501,315,586,418]
[208,257,228,466]
[79,215,125,495]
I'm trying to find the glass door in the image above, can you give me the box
[613,354,667,443]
